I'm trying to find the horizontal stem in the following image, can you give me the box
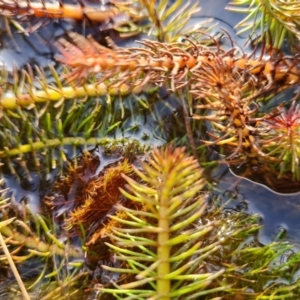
[0,82,141,110]
[0,137,109,157]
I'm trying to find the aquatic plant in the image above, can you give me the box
[2,26,300,180]
[0,0,147,37]
[258,100,300,179]
[51,31,300,170]
[65,159,133,233]
[227,0,300,48]
[0,179,88,299]
[0,1,299,171]
[95,145,300,299]
[99,145,221,299]
[55,31,300,89]
[42,142,147,242]
[0,60,159,178]
[2,144,300,299]
[3,0,300,299]
[0,0,207,180]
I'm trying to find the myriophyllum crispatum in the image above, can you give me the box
[258,101,300,180]
[100,146,227,299]
[227,0,300,48]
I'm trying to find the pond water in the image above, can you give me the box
[1,0,300,282]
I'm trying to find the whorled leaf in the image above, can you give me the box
[140,0,203,42]
[227,0,300,48]
[97,145,300,299]
[258,100,300,180]
[0,63,167,179]
[101,145,217,299]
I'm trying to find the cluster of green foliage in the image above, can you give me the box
[3,146,300,299]
[97,146,300,300]
[1,0,300,299]
[227,0,300,48]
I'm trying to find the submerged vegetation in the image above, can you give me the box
[1,0,300,299]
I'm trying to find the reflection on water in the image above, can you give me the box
[212,163,300,244]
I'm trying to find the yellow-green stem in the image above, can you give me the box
[0,137,107,157]
[0,225,83,258]
[157,190,171,299]
[0,82,140,110]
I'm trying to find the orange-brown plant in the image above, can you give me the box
[53,32,300,167]
[65,159,133,235]
[43,151,101,213]
[0,0,145,23]
[55,32,300,90]
[44,150,134,238]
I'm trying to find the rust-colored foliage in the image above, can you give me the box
[43,141,146,236]
[55,32,300,89]
[43,150,134,227]
[0,0,145,23]
[43,150,137,265]
[66,159,133,234]
[44,151,133,233]
[54,32,300,168]
[43,152,101,213]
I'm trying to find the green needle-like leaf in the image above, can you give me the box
[227,0,300,48]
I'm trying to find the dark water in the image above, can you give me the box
[0,0,300,251]
[213,165,300,244]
